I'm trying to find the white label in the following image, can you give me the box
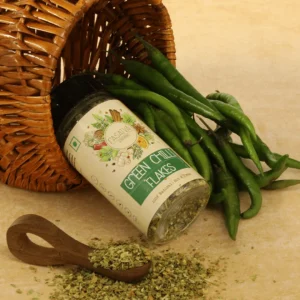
[64,100,204,235]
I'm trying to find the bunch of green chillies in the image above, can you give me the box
[92,38,300,240]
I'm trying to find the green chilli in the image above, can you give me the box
[214,168,240,240]
[93,72,146,90]
[255,135,300,170]
[209,191,226,205]
[216,130,262,219]
[188,133,214,187]
[263,180,300,190]
[239,127,263,174]
[180,111,227,172]
[137,37,217,111]
[273,154,300,169]
[207,92,242,109]
[229,142,253,158]
[155,109,213,186]
[105,87,193,145]
[135,102,156,132]
[230,141,300,170]
[209,100,257,142]
[151,109,196,169]
[255,155,289,188]
[121,59,225,123]
[207,92,262,173]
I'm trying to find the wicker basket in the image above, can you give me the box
[0,0,176,192]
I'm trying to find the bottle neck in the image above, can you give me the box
[50,73,103,133]
[50,74,111,147]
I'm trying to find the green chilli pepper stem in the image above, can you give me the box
[263,180,300,190]
[214,126,233,140]
[230,142,300,170]
[255,155,289,188]
[255,135,300,169]
[273,154,300,169]
[239,155,289,190]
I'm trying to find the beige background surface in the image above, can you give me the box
[1,1,300,299]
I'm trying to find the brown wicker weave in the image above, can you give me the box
[0,0,176,192]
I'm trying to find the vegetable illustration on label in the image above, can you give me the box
[83,109,154,165]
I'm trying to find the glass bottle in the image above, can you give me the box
[51,74,210,244]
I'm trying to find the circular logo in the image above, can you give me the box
[104,122,137,149]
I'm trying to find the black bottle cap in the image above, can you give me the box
[50,73,103,132]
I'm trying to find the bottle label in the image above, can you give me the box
[121,148,190,205]
[64,99,204,235]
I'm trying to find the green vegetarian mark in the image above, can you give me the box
[70,137,81,152]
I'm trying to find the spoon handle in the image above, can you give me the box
[6,214,92,267]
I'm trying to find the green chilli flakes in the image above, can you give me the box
[88,242,151,271]
[48,241,214,300]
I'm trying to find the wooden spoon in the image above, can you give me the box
[6,214,151,283]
